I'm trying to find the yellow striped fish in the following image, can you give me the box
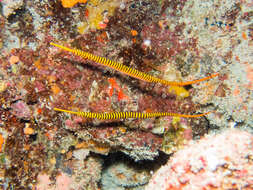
[54,108,212,119]
[50,42,218,86]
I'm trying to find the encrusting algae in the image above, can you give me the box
[77,0,120,32]
[1,0,252,189]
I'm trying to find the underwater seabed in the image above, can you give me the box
[0,0,252,189]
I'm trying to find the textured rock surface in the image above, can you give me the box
[146,129,253,190]
[102,162,151,190]
[0,0,252,189]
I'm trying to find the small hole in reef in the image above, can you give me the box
[29,133,37,141]
[184,85,192,90]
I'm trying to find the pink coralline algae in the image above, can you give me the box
[36,172,72,190]
[145,129,253,190]
[11,100,31,119]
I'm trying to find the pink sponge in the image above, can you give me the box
[146,129,253,190]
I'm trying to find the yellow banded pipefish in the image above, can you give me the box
[50,42,218,87]
[54,107,213,119]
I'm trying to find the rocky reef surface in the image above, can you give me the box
[0,0,252,189]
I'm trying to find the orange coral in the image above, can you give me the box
[9,55,19,64]
[51,83,61,95]
[61,0,87,8]
[24,127,35,135]
[0,133,4,152]
[108,78,129,101]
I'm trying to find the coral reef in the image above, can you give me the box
[1,0,24,18]
[77,0,120,32]
[0,0,252,189]
[146,129,253,190]
[36,156,103,190]
[180,0,253,127]
[101,161,151,190]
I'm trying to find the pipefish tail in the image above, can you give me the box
[54,107,213,119]
[50,42,218,86]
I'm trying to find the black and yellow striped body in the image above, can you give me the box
[54,108,212,119]
[51,42,216,120]
[50,43,218,86]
